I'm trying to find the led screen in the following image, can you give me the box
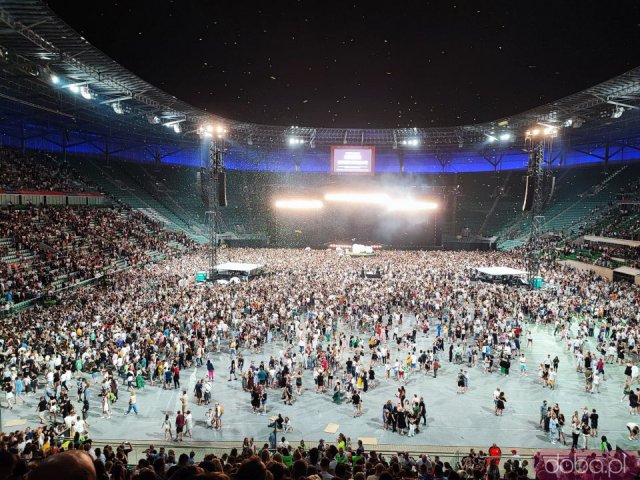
[331,146,375,175]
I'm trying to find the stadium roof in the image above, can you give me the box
[0,0,640,149]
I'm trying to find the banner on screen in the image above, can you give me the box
[331,146,375,175]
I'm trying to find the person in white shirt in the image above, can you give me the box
[493,388,501,407]
[72,416,86,436]
[592,372,601,393]
[278,437,289,448]
[519,354,527,376]
[64,414,75,430]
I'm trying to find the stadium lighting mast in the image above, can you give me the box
[523,127,558,285]
[207,125,227,279]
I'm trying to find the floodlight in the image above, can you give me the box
[402,138,420,146]
[68,84,80,94]
[50,74,60,84]
[80,86,93,100]
[324,192,389,205]
[112,102,124,114]
[531,129,540,136]
[197,125,213,138]
[173,123,182,134]
[274,199,323,209]
[487,135,497,143]
[612,106,624,119]
[499,133,511,141]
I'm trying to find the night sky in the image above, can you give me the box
[47,1,640,129]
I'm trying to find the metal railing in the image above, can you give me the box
[87,438,536,468]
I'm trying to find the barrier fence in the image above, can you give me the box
[88,438,537,469]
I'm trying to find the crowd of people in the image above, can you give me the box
[558,239,639,269]
[0,432,534,480]
[0,206,191,305]
[580,204,640,241]
[0,148,93,193]
[0,243,637,441]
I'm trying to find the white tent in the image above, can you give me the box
[214,262,263,275]
[476,266,528,276]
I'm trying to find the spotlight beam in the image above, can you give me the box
[387,200,439,212]
[274,199,323,209]
[324,192,389,204]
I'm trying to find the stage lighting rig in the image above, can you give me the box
[215,125,227,137]
[198,124,227,138]
[485,131,511,143]
[525,126,557,138]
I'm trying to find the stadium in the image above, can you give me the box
[1,1,640,479]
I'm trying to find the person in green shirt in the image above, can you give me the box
[280,447,293,467]
[335,448,347,464]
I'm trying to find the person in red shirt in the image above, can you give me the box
[488,443,502,465]
[175,411,185,442]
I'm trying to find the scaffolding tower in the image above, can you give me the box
[525,138,551,279]
[207,140,224,279]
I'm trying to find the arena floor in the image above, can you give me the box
[2,320,634,451]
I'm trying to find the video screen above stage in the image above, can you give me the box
[330,146,375,175]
